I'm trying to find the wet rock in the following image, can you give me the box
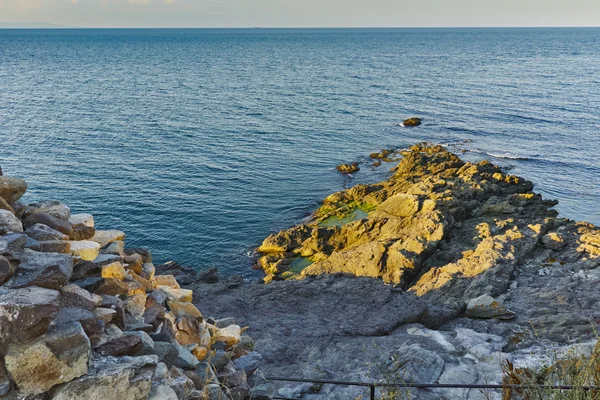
[336,162,359,174]
[0,177,27,204]
[9,250,73,290]
[0,210,23,234]
[403,117,422,126]
[196,267,219,284]
[466,294,515,320]
[0,286,59,346]
[23,213,73,238]
[4,322,90,395]
[51,355,157,400]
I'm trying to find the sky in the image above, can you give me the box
[0,0,599,28]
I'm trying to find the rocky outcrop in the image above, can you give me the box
[335,162,359,174]
[403,117,422,126]
[0,175,271,399]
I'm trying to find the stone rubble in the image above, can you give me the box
[0,174,271,399]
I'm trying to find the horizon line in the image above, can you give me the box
[1,24,600,30]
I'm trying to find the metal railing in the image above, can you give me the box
[266,376,599,400]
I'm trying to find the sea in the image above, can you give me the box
[1,28,599,276]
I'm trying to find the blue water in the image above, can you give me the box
[1,28,599,276]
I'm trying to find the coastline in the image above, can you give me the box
[1,143,600,399]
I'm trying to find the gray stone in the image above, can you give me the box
[466,294,515,320]
[0,255,16,285]
[4,322,90,395]
[22,212,73,238]
[0,210,23,235]
[72,253,121,280]
[51,355,157,400]
[153,341,199,370]
[148,384,178,400]
[233,351,262,375]
[24,223,69,241]
[59,284,102,311]
[0,286,59,345]
[129,330,155,355]
[101,240,125,256]
[22,200,70,221]
[9,250,73,290]
[0,233,27,254]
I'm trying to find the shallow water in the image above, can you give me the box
[1,28,599,276]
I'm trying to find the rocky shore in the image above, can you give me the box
[0,177,271,399]
[3,143,600,399]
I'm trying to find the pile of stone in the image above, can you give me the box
[0,176,272,399]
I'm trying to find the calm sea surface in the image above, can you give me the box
[1,28,599,276]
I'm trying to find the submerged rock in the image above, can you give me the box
[336,162,359,174]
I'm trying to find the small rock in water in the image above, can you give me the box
[403,117,422,126]
[336,162,360,174]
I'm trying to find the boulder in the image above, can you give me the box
[0,210,23,234]
[22,213,73,238]
[72,253,121,280]
[100,261,127,280]
[0,255,16,285]
[167,301,203,319]
[0,286,59,345]
[80,277,129,296]
[94,307,117,324]
[96,334,143,357]
[466,294,516,320]
[129,331,155,355]
[52,307,105,342]
[0,197,14,214]
[4,322,90,395]
[90,230,126,247]
[141,263,156,281]
[70,225,96,241]
[154,341,200,370]
[69,240,100,261]
[336,162,359,174]
[0,177,27,204]
[22,200,70,220]
[124,247,152,264]
[0,362,11,397]
[101,240,125,256]
[68,213,94,228]
[403,117,422,126]
[51,355,157,400]
[159,287,193,303]
[125,293,147,320]
[36,240,71,254]
[214,325,242,348]
[9,250,73,290]
[59,284,102,311]
[155,274,180,289]
[0,233,27,254]
[233,352,262,376]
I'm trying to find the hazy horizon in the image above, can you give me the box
[1,0,599,29]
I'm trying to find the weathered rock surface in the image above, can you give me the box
[9,250,73,289]
[0,177,27,205]
[0,210,23,235]
[4,322,90,395]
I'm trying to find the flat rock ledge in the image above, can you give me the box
[0,176,270,400]
[189,143,600,399]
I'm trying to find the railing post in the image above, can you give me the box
[370,384,375,400]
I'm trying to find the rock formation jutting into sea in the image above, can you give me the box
[1,143,600,399]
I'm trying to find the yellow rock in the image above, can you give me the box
[191,345,209,361]
[69,240,100,261]
[90,230,125,247]
[159,287,193,302]
[214,325,242,348]
[168,301,203,319]
[101,262,127,280]
[155,274,180,289]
